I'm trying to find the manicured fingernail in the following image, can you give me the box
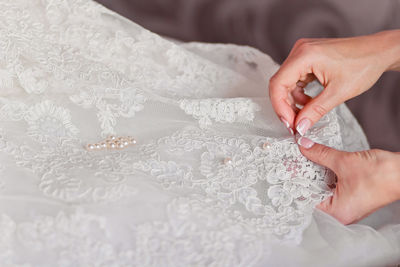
[280,117,294,135]
[296,81,306,88]
[296,118,311,136]
[297,136,314,149]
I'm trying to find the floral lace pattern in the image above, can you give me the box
[0,209,135,267]
[179,98,260,128]
[0,198,268,267]
[158,127,335,240]
[0,0,371,266]
[25,100,80,144]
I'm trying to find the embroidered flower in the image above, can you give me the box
[180,98,259,128]
[135,198,262,266]
[0,69,15,95]
[263,163,292,184]
[267,185,292,207]
[39,171,81,201]
[17,67,48,94]
[200,138,258,197]
[133,159,194,189]
[70,85,146,137]
[24,100,79,143]
[0,99,27,121]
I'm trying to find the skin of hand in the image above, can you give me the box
[297,136,400,224]
[269,30,400,224]
[268,30,400,134]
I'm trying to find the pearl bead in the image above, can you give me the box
[262,142,271,149]
[87,135,137,151]
[224,157,232,165]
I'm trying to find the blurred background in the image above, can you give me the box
[96,0,400,151]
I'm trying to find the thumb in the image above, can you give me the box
[296,136,343,172]
[295,84,343,136]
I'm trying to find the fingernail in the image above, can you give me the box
[296,81,306,88]
[280,117,294,135]
[297,136,315,149]
[296,118,311,136]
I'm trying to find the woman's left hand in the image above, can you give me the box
[297,136,400,224]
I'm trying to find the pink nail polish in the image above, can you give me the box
[297,136,315,149]
[296,118,311,136]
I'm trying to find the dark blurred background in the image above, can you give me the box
[96,0,400,151]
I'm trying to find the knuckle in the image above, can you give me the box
[268,75,277,87]
[268,77,278,97]
[363,149,379,161]
[310,104,328,119]
[354,149,379,163]
[342,150,380,175]
[333,152,351,172]
[318,145,332,162]
[294,38,308,48]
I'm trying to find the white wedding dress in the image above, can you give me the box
[0,0,399,266]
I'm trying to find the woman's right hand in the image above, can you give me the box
[296,136,400,224]
[269,30,400,136]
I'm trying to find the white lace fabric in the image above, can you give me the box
[0,0,399,266]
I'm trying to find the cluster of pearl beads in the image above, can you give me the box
[86,135,136,151]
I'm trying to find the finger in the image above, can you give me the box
[269,84,297,128]
[296,136,344,172]
[292,86,312,105]
[295,83,343,136]
[317,195,333,213]
[298,73,316,86]
[269,61,312,128]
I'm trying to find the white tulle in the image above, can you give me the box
[0,0,399,266]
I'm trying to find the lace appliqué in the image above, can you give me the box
[70,83,147,137]
[156,127,335,241]
[135,197,264,266]
[0,133,142,203]
[0,197,265,266]
[0,210,134,266]
[179,98,260,128]
[25,100,80,144]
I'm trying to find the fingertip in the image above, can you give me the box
[317,196,333,213]
[297,136,315,149]
[269,95,297,129]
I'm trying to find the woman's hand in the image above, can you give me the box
[297,136,400,224]
[269,30,400,135]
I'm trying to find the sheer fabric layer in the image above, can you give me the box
[0,0,398,266]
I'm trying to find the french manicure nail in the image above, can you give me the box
[296,118,311,136]
[297,136,315,149]
[280,117,290,128]
[280,117,294,135]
